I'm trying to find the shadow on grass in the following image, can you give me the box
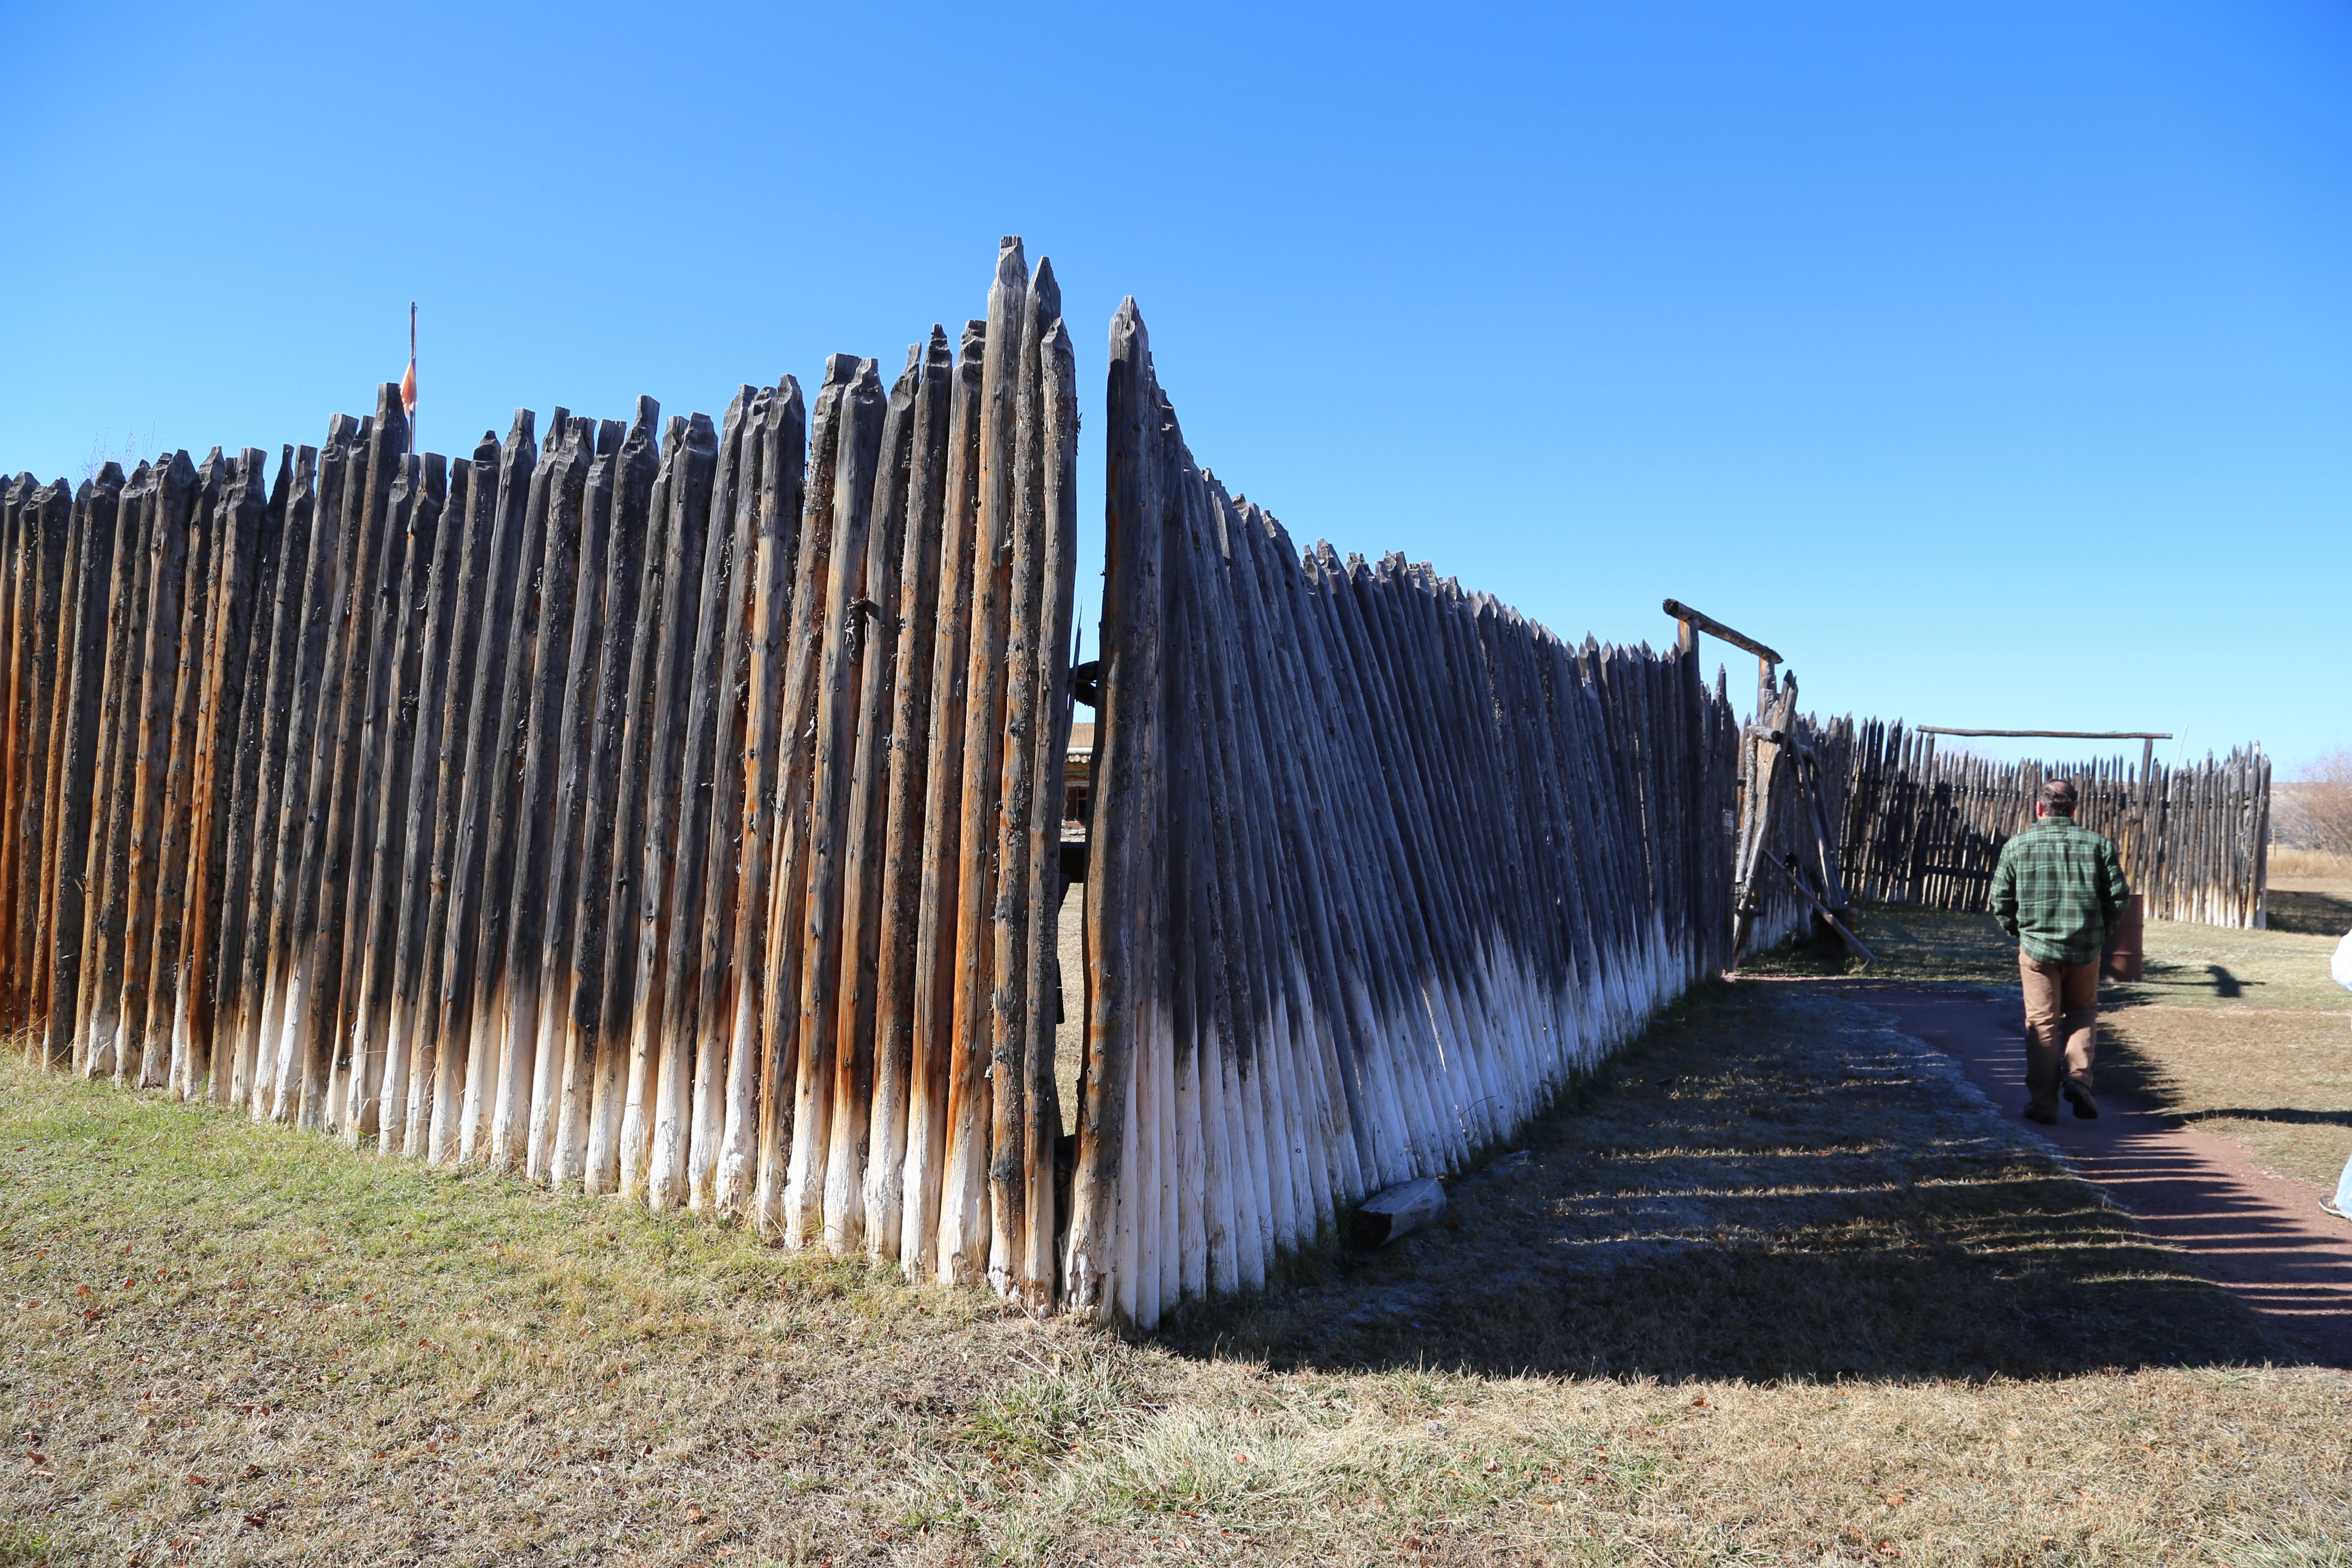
[1155,984,2283,1382]
[2266,886,2352,938]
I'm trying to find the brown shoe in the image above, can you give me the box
[2024,1105,2059,1126]
[2064,1083,2099,1121]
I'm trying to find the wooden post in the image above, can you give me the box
[17,481,70,1046]
[551,401,661,1187]
[712,382,804,1218]
[168,448,271,1097]
[861,328,952,1256]
[821,350,919,1249]
[783,357,885,1246]
[38,468,122,1066]
[896,323,984,1275]
[427,411,538,1161]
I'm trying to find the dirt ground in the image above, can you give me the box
[5,975,2346,1566]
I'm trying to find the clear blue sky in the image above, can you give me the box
[6,3,2346,773]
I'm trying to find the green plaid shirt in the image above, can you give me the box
[1990,814,2131,966]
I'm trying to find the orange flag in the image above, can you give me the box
[401,302,418,421]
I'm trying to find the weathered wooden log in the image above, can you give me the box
[1016,310,1081,1306]
[984,260,1057,1294]
[896,320,983,1277]
[167,448,270,1098]
[338,452,446,1139]
[259,414,368,1121]
[861,327,952,1258]
[193,450,291,1101]
[1063,298,1152,1320]
[137,450,227,1089]
[454,409,564,1161]
[16,481,70,1044]
[227,441,325,1110]
[581,410,674,1192]
[615,410,717,1200]
[711,382,803,1216]
[487,415,594,1173]
[112,449,197,1086]
[0,475,30,1030]
[939,236,1028,1287]
[640,392,743,1210]
[376,448,472,1152]
[526,416,624,1183]
[819,349,917,1250]
[287,392,406,1128]
[399,435,501,1153]
[427,411,537,1160]
[783,356,885,1247]
[748,361,851,1233]
[37,469,120,1067]
[683,389,774,1210]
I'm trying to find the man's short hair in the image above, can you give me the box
[2040,778,2079,815]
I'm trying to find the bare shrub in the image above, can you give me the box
[2273,749,2352,857]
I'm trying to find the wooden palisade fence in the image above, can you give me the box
[1060,303,1746,1324]
[1826,719,2270,928]
[0,240,1082,1301]
[6,246,1780,1320]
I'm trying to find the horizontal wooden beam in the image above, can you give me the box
[1918,728,2171,740]
[1660,598,1781,665]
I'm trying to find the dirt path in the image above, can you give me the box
[1807,979,2352,1368]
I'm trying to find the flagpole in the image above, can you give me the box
[405,302,418,455]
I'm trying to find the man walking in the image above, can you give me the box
[1990,778,2131,1125]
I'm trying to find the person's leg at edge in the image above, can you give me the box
[2058,960,2099,1118]
[2328,1149,2352,1221]
[2018,949,2064,1121]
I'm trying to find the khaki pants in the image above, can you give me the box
[2018,950,2098,1115]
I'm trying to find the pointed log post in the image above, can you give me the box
[373,450,463,1151]
[399,436,500,1152]
[939,236,1029,1287]
[714,379,806,1219]
[1018,310,1080,1308]
[195,451,292,1101]
[821,349,918,1250]
[642,392,746,1211]
[288,392,407,1128]
[38,469,119,1066]
[616,410,717,1202]
[1064,298,1156,1319]
[685,392,772,1210]
[139,450,228,1089]
[339,453,446,1139]
[525,417,623,1184]
[427,412,537,1161]
[76,462,159,1078]
[113,449,197,1086]
[229,441,327,1111]
[986,258,1061,1293]
[0,475,30,1031]
[863,327,952,1256]
[487,416,594,1173]
[750,362,850,1234]
[563,402,662,1189]
[783,356,885,1248]
[18,481,71,1044]
[455,410,566,1161]
[263,413,371,1122]
[897,320,983,1277]
[168,449,270,1098]
[585,414,681,1193]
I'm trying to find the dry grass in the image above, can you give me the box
[5,983,2347,1566]
[2266,847,2352,883]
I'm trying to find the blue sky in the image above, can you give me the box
[6,2,2346,773]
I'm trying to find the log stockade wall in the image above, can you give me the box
[1060,304,1744,1325]
[1826,719,2271,928]
[0,238,1084,1302]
